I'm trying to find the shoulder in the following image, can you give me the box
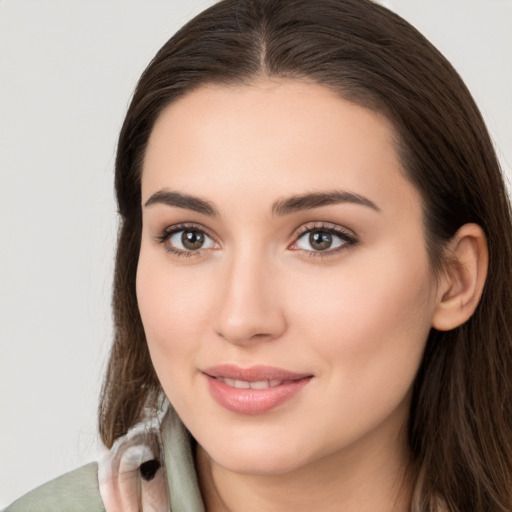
[4,462,105,512]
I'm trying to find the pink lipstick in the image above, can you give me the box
[202,364,313,415]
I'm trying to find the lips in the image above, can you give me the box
[202,364,313,415]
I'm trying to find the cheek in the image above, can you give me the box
[289,246,436,395]
[276,251,435,449]
[136,249,206,363]
[136,257,205,413]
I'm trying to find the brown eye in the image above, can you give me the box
[309,231,333,250]
[182,230,205,250]
[293,226,355,253]
[165,228,216,252]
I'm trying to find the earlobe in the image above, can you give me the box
[431,223,488,331]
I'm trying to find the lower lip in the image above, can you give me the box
[205,375,312,415]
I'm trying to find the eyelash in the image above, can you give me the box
[154,223,217,258]
[154,222,358,258]
[291,222,358,258]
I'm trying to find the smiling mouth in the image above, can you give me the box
[202,364,313,414]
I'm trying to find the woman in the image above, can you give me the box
[6,0,511,510]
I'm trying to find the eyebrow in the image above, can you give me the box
[143,189,379,217]
[144,190,218,216]
[272,191,380,216]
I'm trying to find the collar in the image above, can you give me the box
[98,401,204,512]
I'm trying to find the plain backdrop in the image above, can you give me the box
[1,0,511,507]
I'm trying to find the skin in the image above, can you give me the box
[136,79,486,511]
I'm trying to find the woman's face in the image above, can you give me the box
[137,80,441,475]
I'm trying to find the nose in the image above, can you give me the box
[214,251,287,345]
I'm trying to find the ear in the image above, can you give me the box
[432,223,488,331]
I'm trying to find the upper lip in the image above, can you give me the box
[202,364,312,382]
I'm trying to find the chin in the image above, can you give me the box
[197,426,316,476]
[209,446,310,476]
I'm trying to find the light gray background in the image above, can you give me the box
[1,0,511,507]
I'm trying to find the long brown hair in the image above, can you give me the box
[99,0,512,509]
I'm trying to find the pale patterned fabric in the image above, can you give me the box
[98,406,171,512]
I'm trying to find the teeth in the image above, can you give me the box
[217,377,283,389]
[249,380,269,389]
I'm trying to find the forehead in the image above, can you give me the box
[141,79,419,216]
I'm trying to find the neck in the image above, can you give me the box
[196,416,415,512]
